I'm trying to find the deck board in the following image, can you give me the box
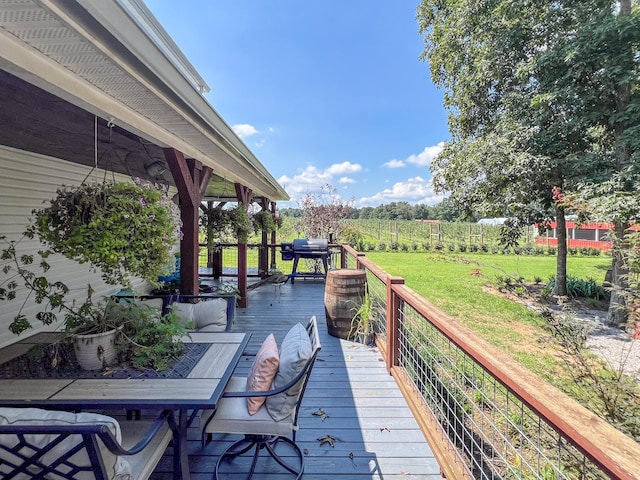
[149,278,441,479]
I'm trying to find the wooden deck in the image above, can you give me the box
[149,278,441,479]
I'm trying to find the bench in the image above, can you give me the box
[0,407,176,479]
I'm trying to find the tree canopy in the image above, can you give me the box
[418,0,640,311]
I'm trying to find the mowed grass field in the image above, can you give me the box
[365,251,611,381]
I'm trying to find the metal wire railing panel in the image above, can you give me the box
[398,301,608,479]
[364,268,387,339]
[198,244,262,276]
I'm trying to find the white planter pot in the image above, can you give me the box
[73,328,120,370]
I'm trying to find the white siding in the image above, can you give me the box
[0,145,149,348]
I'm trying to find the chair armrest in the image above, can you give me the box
[98,410,176,456]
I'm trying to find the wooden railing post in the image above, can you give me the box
[386,275,404,374]
[270,201,277,270]
[237,243,248,307]
[355,252,366,270]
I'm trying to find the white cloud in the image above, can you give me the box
[380,142,445,169]
[232,124,259,138]
[278,165,333,196]
[326,161,362,175]
[383,159,406,168]
[356,176,445,207]
[338,177,356,184]
[405,142,445,167]
[278,161,363,200]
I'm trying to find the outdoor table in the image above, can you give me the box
[0,331,251,480]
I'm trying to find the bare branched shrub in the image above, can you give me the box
[544,306,640,441]
[297,184,353,240]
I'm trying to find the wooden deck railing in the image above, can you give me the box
[343,244,640,480]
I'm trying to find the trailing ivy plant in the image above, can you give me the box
[228,205,252,243]
[252,210,278,234]
[31,179,182,286]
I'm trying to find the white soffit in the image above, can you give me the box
[0,0,288,201]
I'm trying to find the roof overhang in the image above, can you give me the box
[0,0,289,201]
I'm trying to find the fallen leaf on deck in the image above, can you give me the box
[312,408,329,421]
[317,435,336,447]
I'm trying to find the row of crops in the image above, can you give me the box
[343,219,525,246]
[341,220,605,256]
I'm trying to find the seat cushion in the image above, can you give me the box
[201,377,293,437]
[246,333,279,415]
[172,298,228,331]
[265,323,312,422]
[0,407,131,480]
[137,297,164,312]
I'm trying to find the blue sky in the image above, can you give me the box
[145,0,450,208]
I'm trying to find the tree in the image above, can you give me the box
[418,0,640,303]
[414,203,432,220]
[358,206,375,219]
[430,197,466,222]
[297,184,353,240]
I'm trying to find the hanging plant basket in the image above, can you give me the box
[30,179,182,286]
[252,210,278,234]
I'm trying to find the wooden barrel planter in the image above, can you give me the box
[324,269,366,339]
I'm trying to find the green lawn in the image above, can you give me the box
[365,251,611,379]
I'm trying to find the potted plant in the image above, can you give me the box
[201,206,231,249]
[0,239,190,370]
[252,210,278,234]
[200,204,257,244]
[227,205,252,243]
[31,179,182,286]
[349,285,376,345]
[0,177,186,370]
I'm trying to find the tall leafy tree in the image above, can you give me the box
[418,0,640,310]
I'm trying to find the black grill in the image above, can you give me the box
[281,238,330,283]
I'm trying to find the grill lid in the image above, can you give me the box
[292,238,328,251]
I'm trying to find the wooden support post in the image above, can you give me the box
[386,275,405,374]
[270,201,277,270]
[259,198,269,278]
[163,148,211,296]
[203,202,213,269]
[213,249,223,279]
[235,183,253,308]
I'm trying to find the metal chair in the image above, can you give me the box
[200,316,321,479]
[0,409,176,480]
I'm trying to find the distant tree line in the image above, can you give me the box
[280,197,477,222]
